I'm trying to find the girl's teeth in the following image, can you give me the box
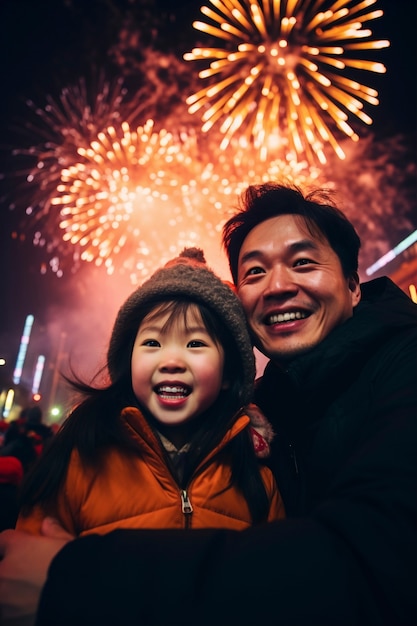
[157,385,189,396]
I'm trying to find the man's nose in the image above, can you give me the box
[263,265,298,297]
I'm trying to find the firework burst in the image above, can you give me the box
[184,0,389,163]
[5,74,324,283]
[51,119,194,277]
[48,123,322,282]
[5,78,200,282]
[13,75,141,206]
[179,131,322,215]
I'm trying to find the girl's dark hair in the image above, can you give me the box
[19,297,270,523]
[223,182,361,283]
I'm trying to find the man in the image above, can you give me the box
[0,182,416,626]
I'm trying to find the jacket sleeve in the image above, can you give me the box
[16,494,78,537]
[260,465,286,521]
[35,335,417,626]
[16,453,80,536]
[16,505,49,535]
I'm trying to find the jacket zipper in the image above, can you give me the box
[180,489,193,528]
[178,428,244,528]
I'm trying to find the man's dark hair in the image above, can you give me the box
[222,182,361,283]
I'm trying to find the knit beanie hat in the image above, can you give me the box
[107,248,255,406]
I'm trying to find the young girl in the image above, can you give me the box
[17,248,285,535]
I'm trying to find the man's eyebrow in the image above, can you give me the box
[239,239,320,265]
[239,249,263,265]
[289,239,321,253]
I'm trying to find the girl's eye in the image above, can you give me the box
[187,340,206,348]
[142,339,160,347]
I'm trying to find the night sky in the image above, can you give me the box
[0,0,415,414]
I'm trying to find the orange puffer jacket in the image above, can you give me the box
[17,406,285,536]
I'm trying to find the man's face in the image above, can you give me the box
[236,214,361,364]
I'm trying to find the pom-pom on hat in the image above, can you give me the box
[107,248,255,406]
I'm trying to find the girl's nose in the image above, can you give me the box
[159,352,186,373]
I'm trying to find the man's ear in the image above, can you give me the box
[348,272,361,308]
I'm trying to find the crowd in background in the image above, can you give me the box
[0,406,55,530]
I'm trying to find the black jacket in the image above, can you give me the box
[36,277,417,626]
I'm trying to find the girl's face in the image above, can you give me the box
[131,303,226,430]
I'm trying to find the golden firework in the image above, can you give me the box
[50,119,197,278]
[9,80,323,283]
[50,124,322,281]
[184,0,390,163]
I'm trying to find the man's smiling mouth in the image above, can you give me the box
[266,311,308,325]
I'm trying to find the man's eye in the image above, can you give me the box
[187,340,206,348]
[246,266,265,276]
[294,258,314,267]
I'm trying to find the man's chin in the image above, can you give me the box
[258,342,313,365]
